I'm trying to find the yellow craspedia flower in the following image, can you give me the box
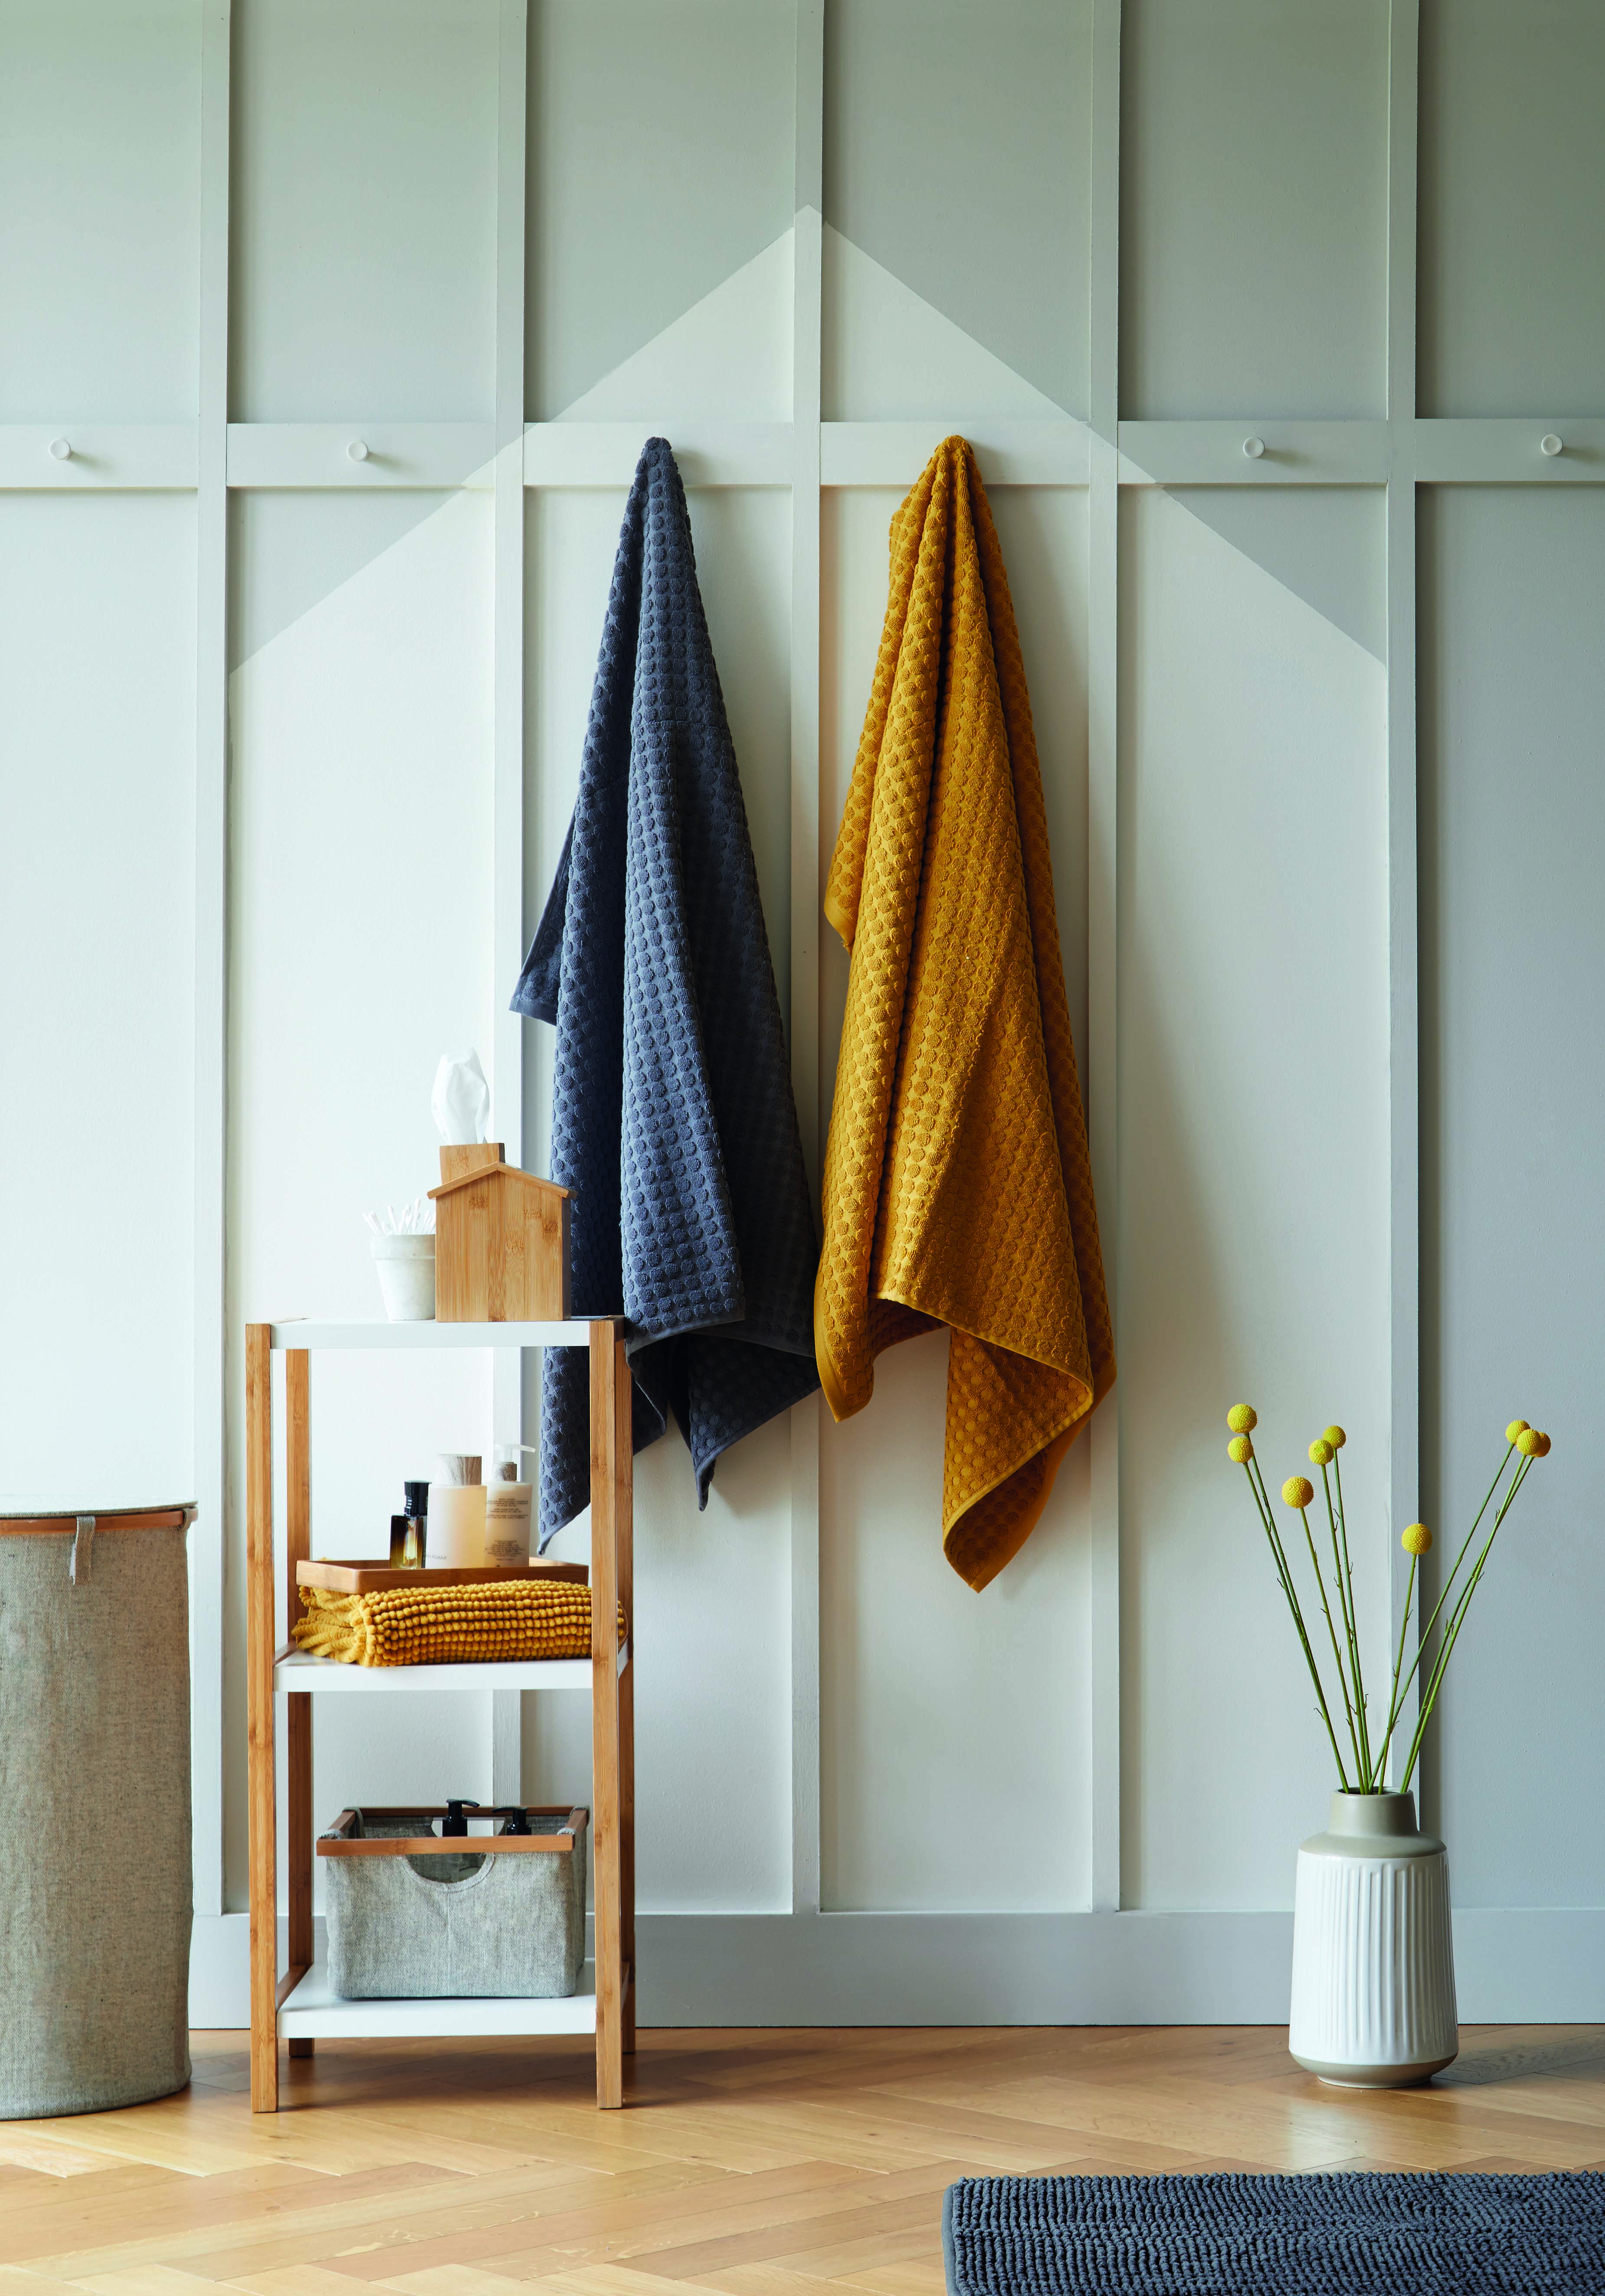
[1227,1404,1258,1434]
[1532,1430,1552,1458]
[1228,1435,1254,1464]
[1323,1425,1346,1450]
[1308,1439,1334,1467]
[1282,1476,1314,1509]
[1402,1522,1432,1556]
[1517,1427,1541,1456]
[1506,1418,1530,1444]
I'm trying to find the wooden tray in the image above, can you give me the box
[319,1804,588,1856]
[297,1558,590,1594]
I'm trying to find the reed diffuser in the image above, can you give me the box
[1225,1407,1551,1792]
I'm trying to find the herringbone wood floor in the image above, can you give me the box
[1,2025,1603,2292]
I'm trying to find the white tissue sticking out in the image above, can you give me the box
[432,1049,490,1145]
[365,1195,435,1236]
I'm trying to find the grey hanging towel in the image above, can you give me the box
[512,437,820,1546]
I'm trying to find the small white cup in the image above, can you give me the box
[370,1233,436,1321]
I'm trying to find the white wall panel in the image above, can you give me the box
[1120,0,1389,420]
[1421,486,1605,1907]
[1118,487,1389,1907]
[0,494,196,1504]
[519,485,795,1914]
[1419,0,1605,418]
[823,0,1091,422]
[226,489,497,1906]
[0,0,200,422]
[230,0,499,421]
[818,484,1095,1913]
[527,0,794,422]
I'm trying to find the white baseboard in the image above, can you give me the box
[188,1906,1605,2030]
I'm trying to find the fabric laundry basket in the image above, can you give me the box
[0,1505,194,2118]
[321,1805,588,1999]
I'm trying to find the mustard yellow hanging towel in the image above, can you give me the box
[816,436,1114,1591]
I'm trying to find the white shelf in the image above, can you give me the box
[279,1953,599,2038]
[274,1644,627,1694]
[267,1318,604,1350]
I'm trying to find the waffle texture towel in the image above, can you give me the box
[817,436,1114,1591]
[942,2171,1605,2293]
[512,437,819,1547]
[293,1580,624,1667]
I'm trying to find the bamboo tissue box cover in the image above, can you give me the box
[427,1144,570,1322]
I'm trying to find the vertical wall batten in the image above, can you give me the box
[1386,0,1422,1778]
[491,0,530,1806]
[192,0,232,1921]
[789,0,825,1919]
[1087,0,1123,1915]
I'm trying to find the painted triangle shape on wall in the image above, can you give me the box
[554,229,794,423]
[822,225,1070,422]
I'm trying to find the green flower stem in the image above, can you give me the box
[1330,1454,1373,1786]
[1297,1503,1365,1781]
[1404,1453,1530,1771]
[1322,1461,1372,1788]
[1375,1551,1418,1787]
[1251,1461,1342,1702]
[1386,1443,1517,1734]
[1248,1458,1325,1662]
[1247,1456,1351,1783]
[1401,1455,1532,1790]
[1240,1462,1350,1790]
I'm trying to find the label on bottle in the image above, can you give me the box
[433,1483,487,1567]
[484,1481,532,1567]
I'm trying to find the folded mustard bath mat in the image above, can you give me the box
[293,1579,625,1667]
[816,435,1114,1591]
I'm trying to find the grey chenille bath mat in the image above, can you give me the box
[942,2171,1605,2293]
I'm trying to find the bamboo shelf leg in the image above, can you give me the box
[285,1350,314,2062]
[590,1321,631,2107]
[620,1429,636,2059]
[246,1324,278,2112]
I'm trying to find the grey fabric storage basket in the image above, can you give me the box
[321,1807,587,1999]
[0,1509,193,2119]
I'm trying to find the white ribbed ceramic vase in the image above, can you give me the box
[1288,1790,1458,2087]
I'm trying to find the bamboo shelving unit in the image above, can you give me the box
[245,1316,635,2110]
